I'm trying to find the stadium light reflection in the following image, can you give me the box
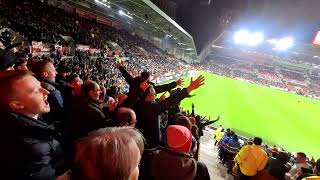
[118,10,133,19]
[95,0,111,8]
[233,30,264,47]
[272,37,294,51]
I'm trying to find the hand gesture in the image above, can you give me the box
[115,60,125,68]
[176,78,184,86]
[187,75,205,93]
[159,92,168,101]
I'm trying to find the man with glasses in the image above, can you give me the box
[67,80,109,142]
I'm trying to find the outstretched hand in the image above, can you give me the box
[159,92,168,101]
[187,75,205,93]
[176,78,184,86]
[115,60,125,68]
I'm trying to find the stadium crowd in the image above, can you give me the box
[0,0,319,180]
[198,57,320,98]
[212,127,320,180]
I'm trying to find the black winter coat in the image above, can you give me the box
[67,96,108,141]
[136,88,189,148]
[0,111,65,180]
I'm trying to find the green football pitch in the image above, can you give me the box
[179,71,320,158]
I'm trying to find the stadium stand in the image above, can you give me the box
[0,0,319,180]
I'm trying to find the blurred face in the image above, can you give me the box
[10,75,50,119]
[108,97,118,111]
[43,62,57,81]
[139,80,150,92]
[296,154,306,163]
[89,83,101,101]
[70,76,83,89]
[144,87,156,102]
[129,142,141,180]
[16,61,28,71]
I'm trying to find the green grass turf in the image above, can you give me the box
[179,71,320,158]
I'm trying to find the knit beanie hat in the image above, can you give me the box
[166,125,192,153]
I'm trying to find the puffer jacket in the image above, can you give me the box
[0,111,65,180]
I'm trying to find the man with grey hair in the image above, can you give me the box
[72,127,145,180]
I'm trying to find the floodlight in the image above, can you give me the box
[248,32,264,46]
[233,29,249,44]
[274,37,294,51]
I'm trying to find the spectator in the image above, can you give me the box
[0,70,65,179]
[72,127,144,180]
[14,51,29,70]
[33,60,64,128]
[175,115,198,155]
[62,73,83,107]
[222,134,241,164]
[67,80,108,141]
[116,60,183,108]
[234,137,268,179]
[286,152,312,180]
[0,48,19,71]
[136,75,205,148]
[151,125,197,180]
[56,64,71,89]
[116,107,137,127]
[268,151,291,180]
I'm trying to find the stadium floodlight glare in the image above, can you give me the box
[118,10,133,19]
[274,37,294,51]
[233,29,250,45]
[95,0,110,8]
[118,10,125,15]
[248,32,264,46]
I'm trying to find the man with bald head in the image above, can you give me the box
[116,107,137,127]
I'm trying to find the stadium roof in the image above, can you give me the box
[109,0,197,55]
[69,0,197,58]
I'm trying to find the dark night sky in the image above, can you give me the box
[172,0,320,52]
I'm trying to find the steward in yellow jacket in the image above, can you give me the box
[235,137,268,177]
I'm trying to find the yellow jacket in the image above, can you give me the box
[302,176,320,180]
[235,144,268,176]
[215,131,223,142]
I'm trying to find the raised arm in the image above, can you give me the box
[116,61,135,86]
[154,78,184,93]
[154,75,205,114]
